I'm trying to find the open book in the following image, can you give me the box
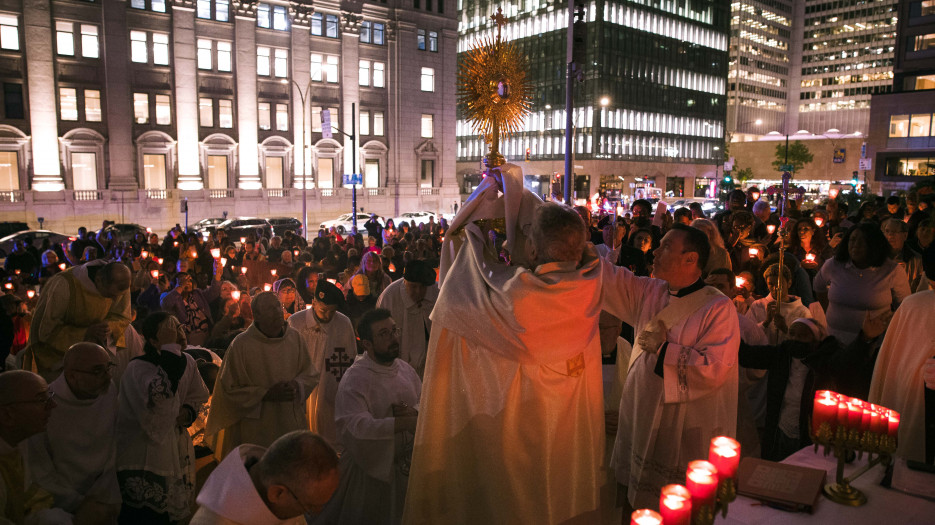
[737,457,826,512]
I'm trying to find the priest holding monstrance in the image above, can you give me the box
[403,9,606,523]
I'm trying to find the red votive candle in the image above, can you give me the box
[887,411,900,438]
[708,436,741,479]
[860,408,873,432]
[846,399,864,429]
[630,509,662,525]
[686,460,719,509]
[813,391,839,432]
[836,401,849,427]
[659,485,692,525]
[869,409,885,434]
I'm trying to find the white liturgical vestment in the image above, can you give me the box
[602,262,740,509]
[376,279,438,378]
[404,164,605,525]
[288,309,358,452]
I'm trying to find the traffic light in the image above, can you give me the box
[724,174,732,184]
[525,148,531,161]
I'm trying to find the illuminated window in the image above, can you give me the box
[421,67,434,92]
[0,15,18,51]
[311,13,323,35]
[417,29,425,50]
[155,95,171,125]
[275,103,289,131]
[197,39,212,70]
[257,3,288,30]
[428,31,438,52]
[325,14,338,38]
[60,88,78,121]
[360,21,371,43]
[420,159,434,187]
[56,22,74,56]
[257,47,270,76]
[914,33,935,51]
[373,23,385,45]
[272,5,288,30]
[199,98,213,127]
[359,60,371,86]
[274,49,288,77]
[311,54,338,83]
[360,111,370,135]
[374,112,384,136]
[914,75,935,90]
[131,0,166,12]
[257,3,270,28]
[910,114,932,137]
[889,115,909,137]
[81,25,98,58]
[197,0,229,21]
[153,33,169,65]
[360,21,385,45]
[219,100,233,128]
[133,93,149,123]
[324,56,338,83]
[85,89,101,122]
[421,114,433,138]
[258,102,271,130]
[217,42,231,72]
[373,62,385,88]
[923,0,935,16]
[131,31,148,63]
[318,157,334,188]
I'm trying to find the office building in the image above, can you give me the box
[0,0,458,232]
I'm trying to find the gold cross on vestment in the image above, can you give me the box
[490,7,507,40]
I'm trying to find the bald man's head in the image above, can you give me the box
[63,343,114,400]
[251,430,339,519]
[94,262,131,299]
[0,371,54,445]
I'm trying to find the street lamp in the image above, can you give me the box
[326,103,359,235]
[287,79,311,241]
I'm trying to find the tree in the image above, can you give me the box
[771,140,814,173]
[733,167,754,184]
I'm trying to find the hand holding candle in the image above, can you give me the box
[211,248,221,259]
[767,224,776,235]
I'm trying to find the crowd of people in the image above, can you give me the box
[1,174,934,524]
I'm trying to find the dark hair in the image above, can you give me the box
[357,308,393,343]
[886,195,900,206]
[674,208,692,222]
[670,224,710,271]
[833,223,891,267]
[632,199,652,215]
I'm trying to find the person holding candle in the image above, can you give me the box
[882,218,930,293]
[159,259,223,347]
[602,224,741,509]
[869,248,935,462]
[746,264,812,346]
[788,218,833,275]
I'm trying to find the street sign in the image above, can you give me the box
[861,142,867,159]
[859,158,872,171]
[342,173,362,186]
[780,164,794,172]
[322,109,333,139]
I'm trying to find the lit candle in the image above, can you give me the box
[231,290,241,301]
[58,263,66,271]
[190,250,198,258]
[157,258,164,265]
[829,188,840,199]
[686,460,719,509]
[3,283,12,290]
[294,250,300,257]
[173,241,178,247]
[708,436,741,479]
[836,400,849,427]
[220,257,227,267]
[240,237,246,244]
[767,224,776,235]
[751,191,761,201]
[271,269,277,276]
[26,290,35,299]
[306,304,313,310]
[263,284,272,292]
[860,408,873,432]
[887,411,900,438]
[211,248,221,259]
[630,509,662,525]
[659,485,692,525]
[813,391,839,433]
[749,247,759,257]
[13,269,19,275]
[151,270,159,279]
[389,263,397,272]
[735,276,746,288]
[141,250,149,259]
[814,217,825,227]
[805,253,816,263]
[869,409,884,434]
[847,399,864,429]
[241,267,248,274]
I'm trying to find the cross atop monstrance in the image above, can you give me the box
[458,6,531,170]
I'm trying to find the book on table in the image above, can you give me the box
[736,457,826,512]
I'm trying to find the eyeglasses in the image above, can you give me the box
[73,362,116,377]
[376,327,400,338]
[1,390,55,408]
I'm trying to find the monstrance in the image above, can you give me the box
[458,7,532,170]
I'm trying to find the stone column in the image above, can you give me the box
[234,2,259,189]
[340,12,361,181]
[290,4,311,189]
[23,0,63,191]
[172,2,202,189]
[101,0,135,189]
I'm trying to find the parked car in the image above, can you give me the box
[217,217,273,239]
[393,211,439,228]
[319,213,373,235]
[0,230,75,259]
[0,221,29,239]
[191,217,227,237]
[268,217,303,237]
[96,223,147,243]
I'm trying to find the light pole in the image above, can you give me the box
[328,103,358,235]
[288,79,311,241]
